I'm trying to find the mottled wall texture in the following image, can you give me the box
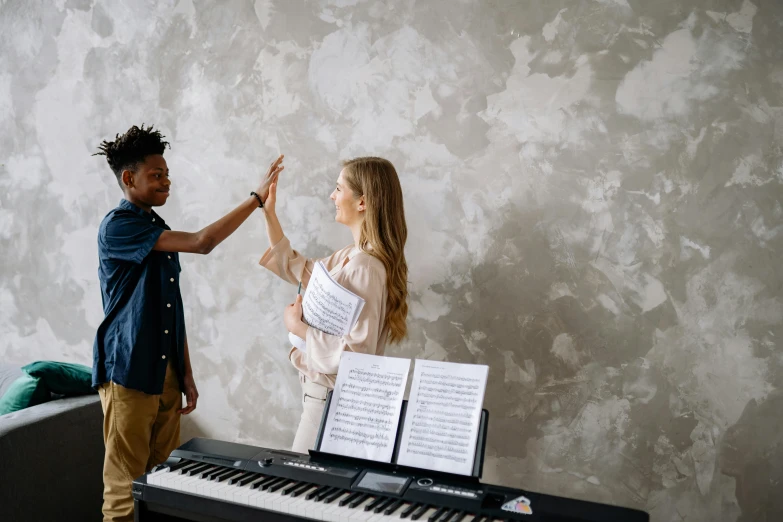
[1,0,782,520]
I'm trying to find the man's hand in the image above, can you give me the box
[178,371,199,415]
[257,154,284,202]
[284,294,308,339]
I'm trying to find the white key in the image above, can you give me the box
[347,497,377,520]
[234,477,266,504]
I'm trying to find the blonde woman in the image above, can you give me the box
[258,157,408,453]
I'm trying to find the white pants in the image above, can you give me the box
[291,374,329,454]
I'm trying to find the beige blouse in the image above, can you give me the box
[259,235,389,389]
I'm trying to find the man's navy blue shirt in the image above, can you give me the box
[93,199,185,395]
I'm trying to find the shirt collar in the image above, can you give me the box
[119,199,163,224]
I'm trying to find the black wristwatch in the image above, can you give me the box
[250,191,264,208]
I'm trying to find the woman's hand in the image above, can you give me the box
[257,154,284,203]
[264,180,278,215]
[284,294,308,339]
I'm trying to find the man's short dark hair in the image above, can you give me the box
[94,124,170,187]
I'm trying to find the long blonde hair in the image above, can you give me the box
[342,157,408,343]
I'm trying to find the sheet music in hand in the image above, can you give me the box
[319,352,410,463]
[396,359,489,476]
[302,261,366,337]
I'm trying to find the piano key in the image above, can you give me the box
[419,505,443,521]
[291,483,316,498]
[197,465,220,478]
[282,481,303,495]
[349,493,371,508]
[268,479,292,493]
[340,492,361,506]
[469,516,484,522]
[374,497,396,513]
[237,473,263,487]
[324,488,347,503]
[322,492,353,520]
[167,459,193,472]
[385,499,404,515]
[254,475,278,490]
[365,495,389,511]
[452,513,468,522]
[216,469,242,483]
[186,463,211,476]
[307,484,330,499]
[439,508,459,521]
[207,467,233,481]
[229,471,250,485]
[348,497,378,520]
[261,477,286,491]
[401,502,422,519]
[317,486,340,501]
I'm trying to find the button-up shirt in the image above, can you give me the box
[92,199,185,395]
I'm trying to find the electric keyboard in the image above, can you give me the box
[133,438,648,522]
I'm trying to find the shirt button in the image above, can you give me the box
[152,217,156,222]
[162,355,166,360]
[167,303,171,308]
[170,278,174,282]
[167,255,171,259]
[164,330,169,334]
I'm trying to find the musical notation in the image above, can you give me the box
[320,352,410,463]
[301,261,365,337]
[397,360,488,475]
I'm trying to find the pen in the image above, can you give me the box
[297,281,302,295]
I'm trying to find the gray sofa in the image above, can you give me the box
[0,364,104,522]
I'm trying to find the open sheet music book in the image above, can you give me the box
[288,261,366,352]
[317,352,489,476]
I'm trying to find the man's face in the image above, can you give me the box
[123,154,170,208]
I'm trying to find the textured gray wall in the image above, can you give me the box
[1,0,782,520]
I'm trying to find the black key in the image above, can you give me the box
[307,485,330,499]
[238,473,262,487]
[401,503,422,519]
[452,513,468,522]
[324,488,346,503]
[187,463,210,476]
[178,462,202,474]
[169,459,194,472]
[385,499,404,515]
[255,476,279,490]
[282,481,302,495]
[440,508,458,521]
[348,493,370,508]
[339,492,361,506]
[268,479,291,492]
[261,477,286,491]
[374,497,396,513]
[217,469,241,483]
[229,472,250,485]
[469,515,484,522]
[291,483,315,497]
[207,468,231,480]
[198,465,219,478]
[316,487,338,501]
[425,506,447,521]
[365,496,388,511]
[244,476,267,490]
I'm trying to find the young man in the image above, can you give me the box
[92,124,283,522]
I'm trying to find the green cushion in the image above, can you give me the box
[0,373,50,415]
[22,361,95,396]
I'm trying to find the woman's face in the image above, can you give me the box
[330,169,364,226]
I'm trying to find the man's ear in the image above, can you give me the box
[121,169,134,189]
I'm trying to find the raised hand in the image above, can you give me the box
[257,154,284,202]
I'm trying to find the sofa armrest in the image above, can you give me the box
[0,395,104,522]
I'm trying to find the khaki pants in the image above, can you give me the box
[291,373,329,454]
[98,363,182,522]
